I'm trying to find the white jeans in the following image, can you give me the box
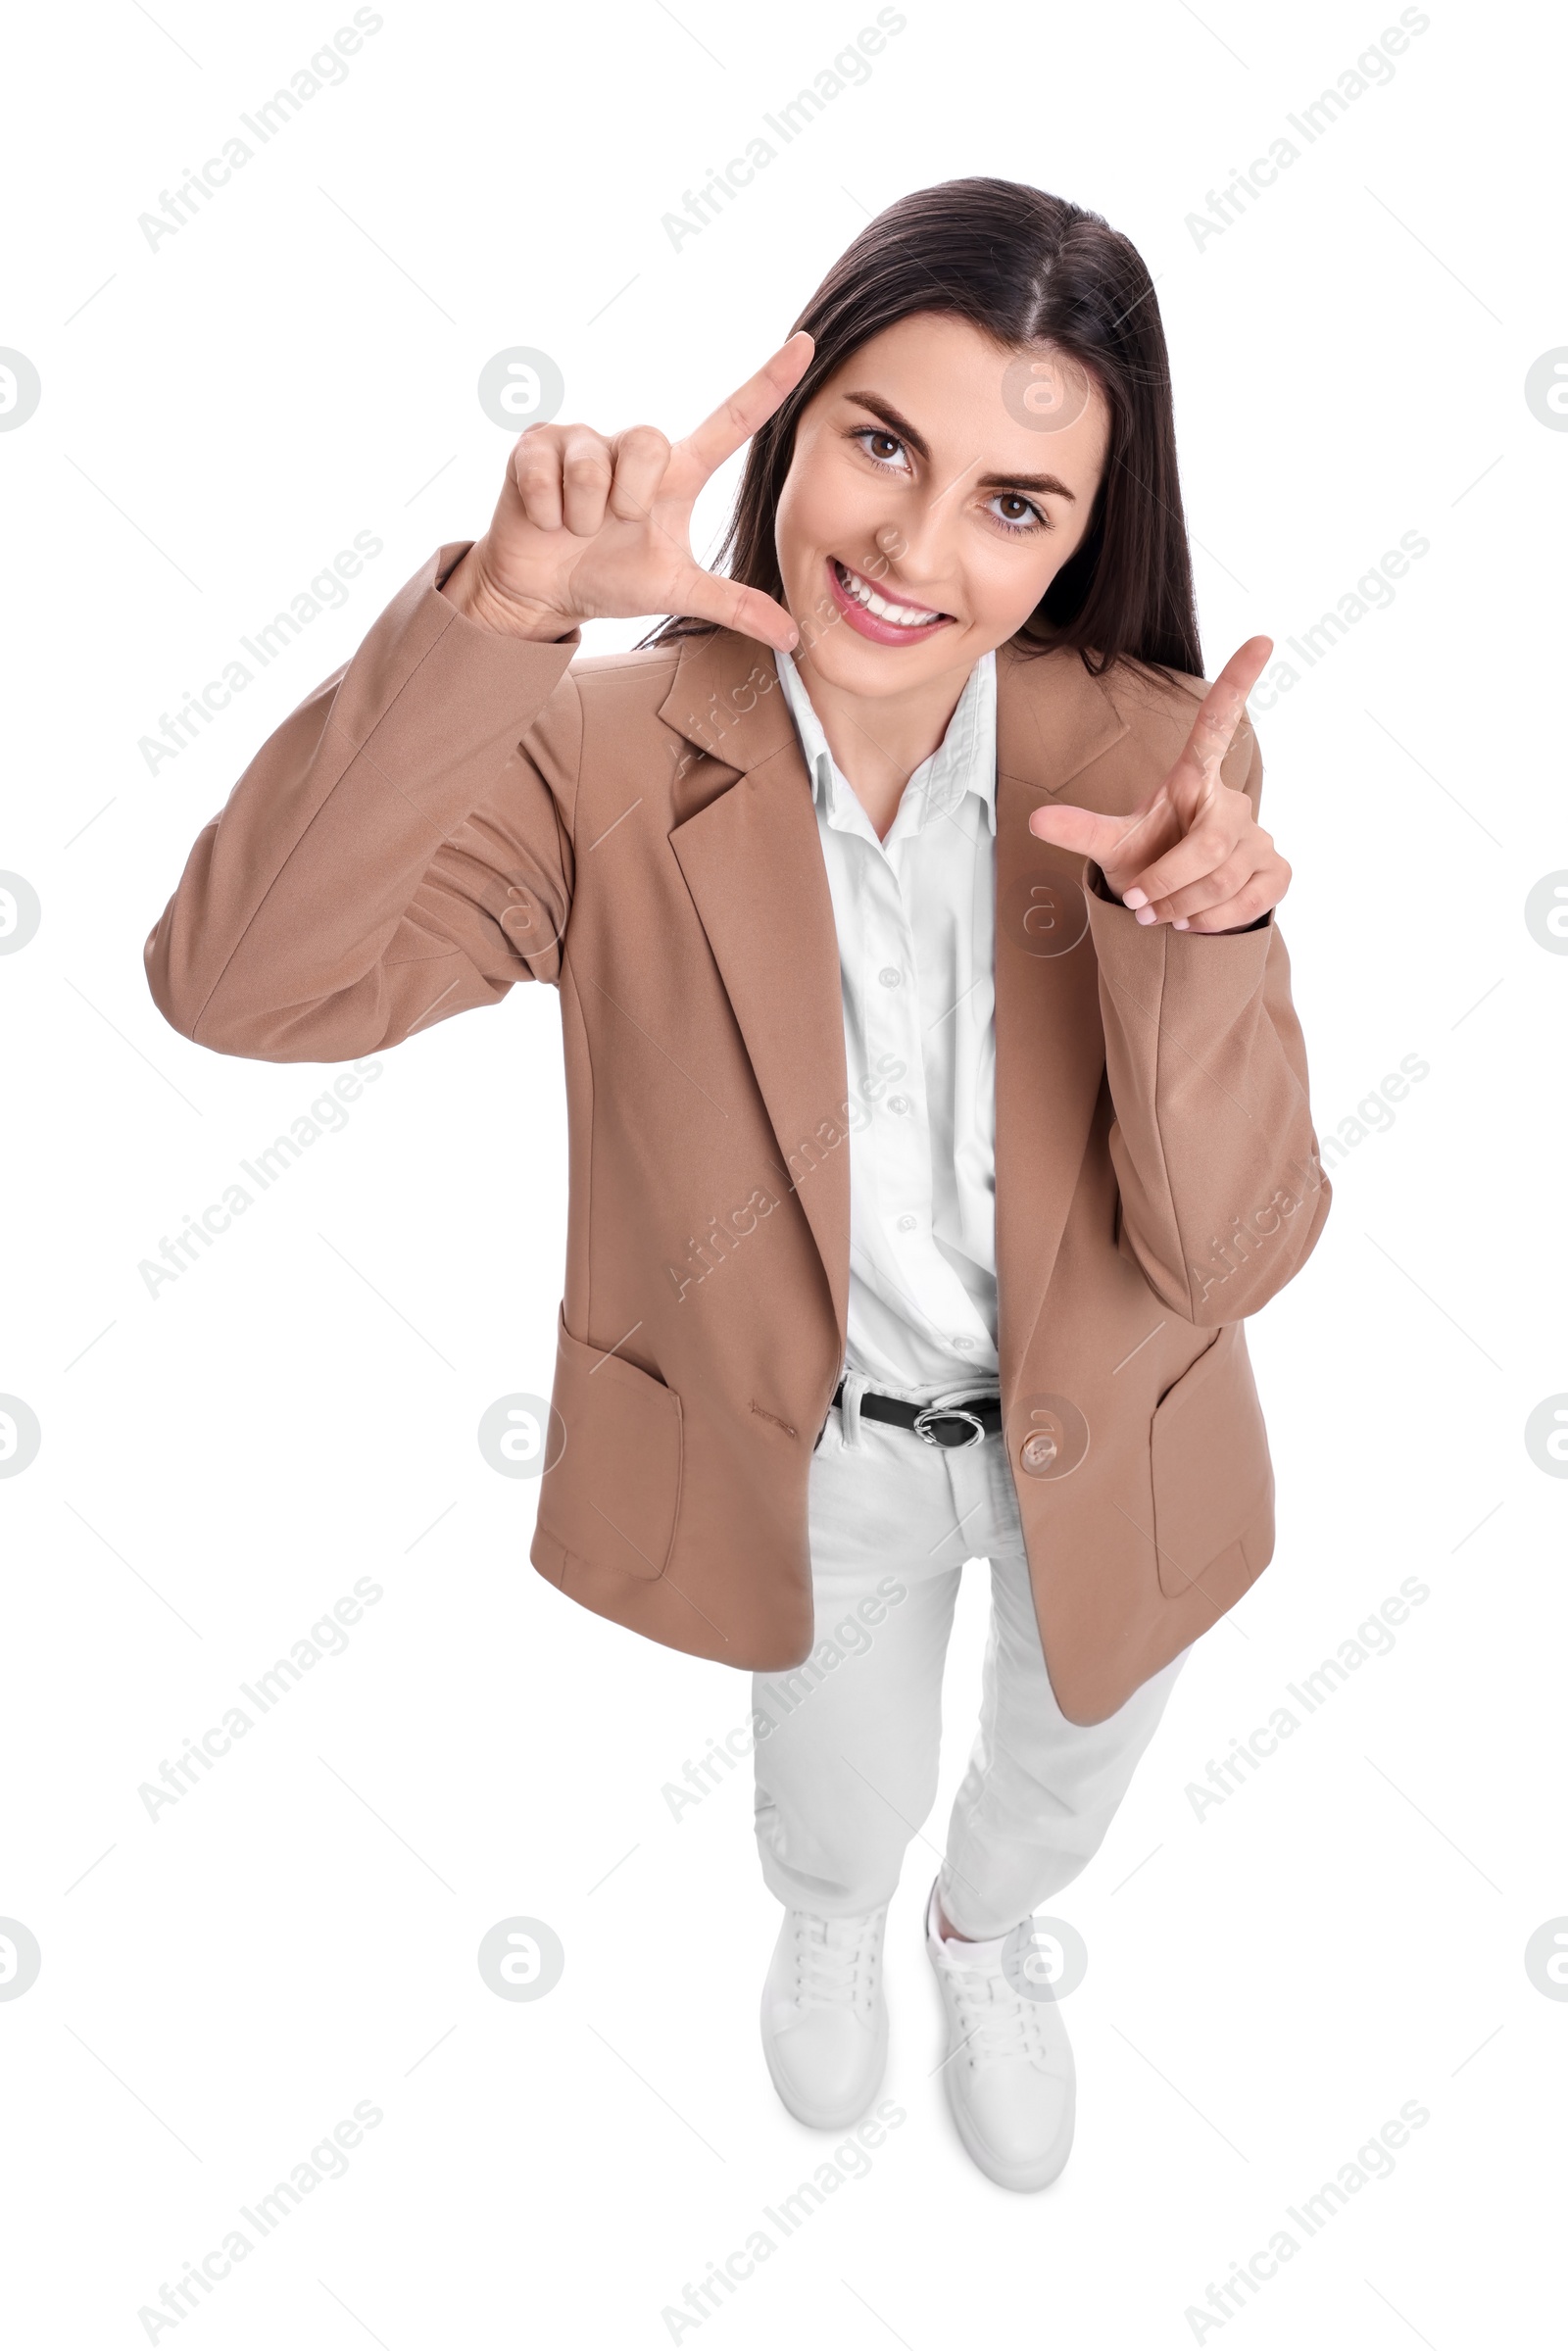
[752,1379,1190,1939]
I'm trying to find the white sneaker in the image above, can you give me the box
[924,1878,1076,2190]
[760,1902,889,2130]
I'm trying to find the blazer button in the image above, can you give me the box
[1016,1394,1089,1480]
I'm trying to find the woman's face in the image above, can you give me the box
[774,311,1111,697]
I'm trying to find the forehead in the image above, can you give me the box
[814,310,1109,472]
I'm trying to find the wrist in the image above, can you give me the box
[439,543,575,643]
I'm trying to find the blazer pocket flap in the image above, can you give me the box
[536,1304,684,1582]
[1150,1323,1272,1602]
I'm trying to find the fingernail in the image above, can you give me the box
[1135,906,1156,925]
[1173,916,1190,931]
[1122,889,1148,908]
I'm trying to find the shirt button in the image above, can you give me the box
[897,1214,917,1232]
[888,1095,910,1115]
[953,1337,975,1350]
[879,966,902,987]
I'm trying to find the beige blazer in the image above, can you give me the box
[145,544,1331,1725]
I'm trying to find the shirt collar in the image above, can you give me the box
[772,646,998,842]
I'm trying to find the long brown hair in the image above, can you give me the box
[642,175,1201,679]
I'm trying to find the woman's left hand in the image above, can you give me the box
[1028,635,1290,933]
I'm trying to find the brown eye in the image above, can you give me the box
[869,432,901,460]
[987,489,1046,532]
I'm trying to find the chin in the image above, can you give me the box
[800,630,906,692]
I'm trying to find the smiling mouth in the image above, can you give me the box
[828,557,954,634]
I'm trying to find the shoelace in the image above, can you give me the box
[942,1948,1057,2070]
[790,1911,880,2013]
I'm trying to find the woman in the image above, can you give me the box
[145,177,1329,2193]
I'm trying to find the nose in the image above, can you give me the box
[868,492,960,602]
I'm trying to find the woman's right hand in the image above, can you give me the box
[441,331,813,652]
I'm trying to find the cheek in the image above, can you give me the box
[962,539,1064,633]
[772,474,812,581]
[777,450,879,579]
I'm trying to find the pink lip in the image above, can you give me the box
[824,557,954,646]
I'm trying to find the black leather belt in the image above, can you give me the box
[831,1379,1003,1449]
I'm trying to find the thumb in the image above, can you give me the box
[677,563,800,654]
[1027,801,1135,865]
[1031,780,1177,871]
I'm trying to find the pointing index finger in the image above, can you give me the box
[1179,634,1273,783]
[674,331,814,487]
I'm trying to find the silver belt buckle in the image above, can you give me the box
[912,1401,987,1449]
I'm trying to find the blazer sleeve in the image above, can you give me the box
[144,543,583,1063]
[1082,721,1331,1324]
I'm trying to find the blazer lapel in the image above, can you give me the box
[661,633,852,1356]
[992,643,1129,1394]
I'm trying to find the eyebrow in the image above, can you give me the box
[840,389,1079,501]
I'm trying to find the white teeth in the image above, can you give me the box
[834,560,943,628]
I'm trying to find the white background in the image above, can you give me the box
[3,0,1565,2343]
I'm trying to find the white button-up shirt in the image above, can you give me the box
[773,647,1001,1401]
